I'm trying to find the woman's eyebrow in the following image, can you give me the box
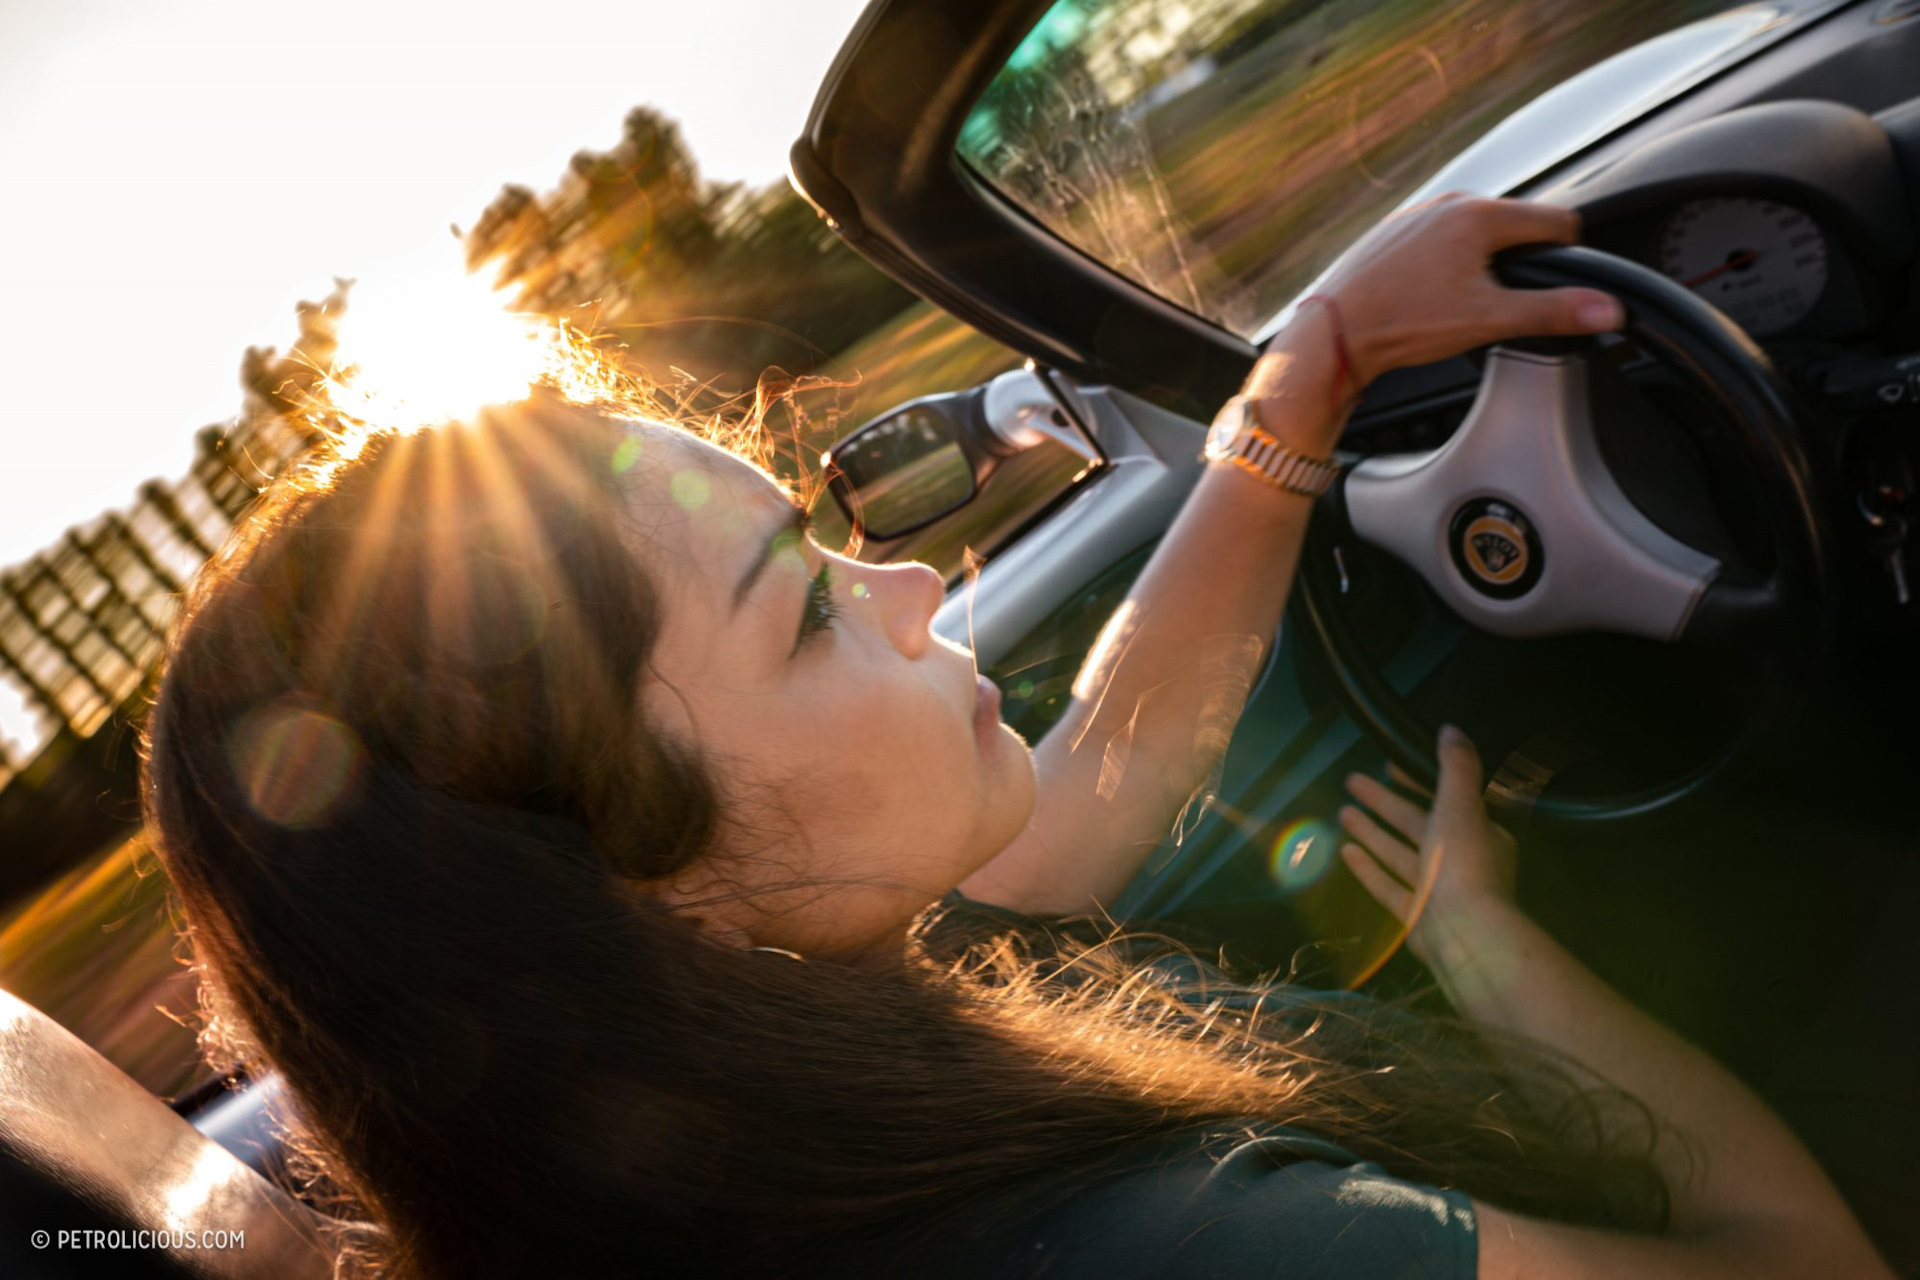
[731,502,808,615]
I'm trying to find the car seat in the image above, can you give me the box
[0,988,336,1278]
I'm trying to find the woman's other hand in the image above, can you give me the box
[1340,728,1894,1280]
[1337,726,1521,978]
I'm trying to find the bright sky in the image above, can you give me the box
[0,0,870,579]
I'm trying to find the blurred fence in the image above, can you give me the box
[0,415,314,793]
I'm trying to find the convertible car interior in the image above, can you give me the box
[6,0,1920,1274]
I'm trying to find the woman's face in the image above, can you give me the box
[623,424,1037,955]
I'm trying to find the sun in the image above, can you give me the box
[323,248,555,440]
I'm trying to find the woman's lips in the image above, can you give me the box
[973,672,1002,738]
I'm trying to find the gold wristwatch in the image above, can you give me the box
[1203,395,1341,497]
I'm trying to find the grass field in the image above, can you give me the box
[823,301,1025,434]
[0,835,202,1098]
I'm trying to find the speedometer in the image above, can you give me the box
[1656,197,1828,337]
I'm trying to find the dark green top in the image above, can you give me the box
[919,895,1479,1277]
[945,1126,1478,1279]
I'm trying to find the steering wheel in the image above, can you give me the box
[1298,245,1834,826]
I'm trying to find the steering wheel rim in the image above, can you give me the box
[1299,244,1835,826]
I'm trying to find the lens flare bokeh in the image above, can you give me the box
[669,469,713,510]
[1267,817,1341,892]
[228,703,366,830]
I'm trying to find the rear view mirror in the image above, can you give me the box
[824,368,1101,541]
[826,401,978,540]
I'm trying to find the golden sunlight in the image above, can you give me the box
[324,254,554,441]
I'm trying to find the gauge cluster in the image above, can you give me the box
[1544,98,1917,344]
[1582,191,1876,341]
[1654,197,1829,338]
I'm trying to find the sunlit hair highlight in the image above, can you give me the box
[275,316,839,503]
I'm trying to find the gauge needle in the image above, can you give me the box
[1684,251,1761,288]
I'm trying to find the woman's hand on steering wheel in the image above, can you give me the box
[1307,194,1626,387]
[1337,727,1521,975]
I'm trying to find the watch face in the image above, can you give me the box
[1206,398,1249,458]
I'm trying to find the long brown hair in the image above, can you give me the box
[143,380,1665,1278]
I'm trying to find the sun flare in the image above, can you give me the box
[324,257,553,439]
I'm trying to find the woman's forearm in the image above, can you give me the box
[961,315,1345,913]
[975,466,1315,910]
[1441,903,1884,1268]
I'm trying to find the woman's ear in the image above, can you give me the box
[650,869,756,949]
[678,909,754,950]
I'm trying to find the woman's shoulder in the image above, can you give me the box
[942,1127,1479,1279]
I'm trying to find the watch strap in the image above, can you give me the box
[1205,397,1341,497]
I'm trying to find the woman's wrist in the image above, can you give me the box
[1242,301,1361,456]
[1413,897,1537,1016]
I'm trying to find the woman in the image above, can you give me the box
[143,196,1891,1277]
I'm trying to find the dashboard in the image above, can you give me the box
[1561,97,1920,347]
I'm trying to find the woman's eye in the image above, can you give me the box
[793,564,839,653]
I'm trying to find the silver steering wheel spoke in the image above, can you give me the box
[1344,346,1721,643]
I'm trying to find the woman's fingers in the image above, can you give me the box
[1354,824,1419,886]
[1338,802,1419,867]
[1428,725,1489,843]
[1384,761,1431,799]
[1313,192,1627,379]
[1466,196,1581,250]
[1483,284,1624,339]
[1341,843,1414,922]
[1344,773,1429,846]
[1453,197,1619,339]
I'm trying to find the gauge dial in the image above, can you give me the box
[1656,197,1827,337]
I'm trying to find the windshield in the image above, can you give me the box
[958,0,1770,339]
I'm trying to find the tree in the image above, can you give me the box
[238,277,352,418]
[467,105,913,400]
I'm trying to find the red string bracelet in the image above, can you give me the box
[1299,293,1356,419]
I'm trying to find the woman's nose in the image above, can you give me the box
[866,559,944,659]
